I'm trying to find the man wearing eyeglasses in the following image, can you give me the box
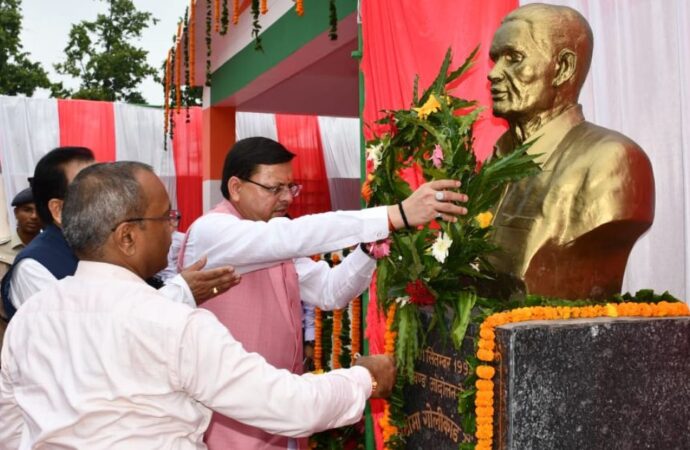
[1,147,239,320]
[180,137,468,450]
[0,161,397,448]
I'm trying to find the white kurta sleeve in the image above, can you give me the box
[10,259,58,310]
[158,274,195,308]
[183,206,389,275]
[176,309,372,437]
[295,246,375,311]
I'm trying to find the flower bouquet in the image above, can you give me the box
[363,48,541,448]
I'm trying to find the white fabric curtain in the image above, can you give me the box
[317,116,360,179]
[318,116,361,210]
[236,111,278,141]
[0,96,60,234]
[113,103,177,208]
[519,0,690,299]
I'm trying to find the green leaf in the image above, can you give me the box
[451,291,477,349]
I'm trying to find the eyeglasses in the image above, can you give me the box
[242,178,302,198]
[111,209,181,231]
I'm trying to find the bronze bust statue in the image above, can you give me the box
[486,3,655,300]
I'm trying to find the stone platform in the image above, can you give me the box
[495,316,690,450]
[402,313,689,449]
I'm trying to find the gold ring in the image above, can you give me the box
[212,286,219,295]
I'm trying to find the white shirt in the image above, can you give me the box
[0,261,372,449]
[183,206,390,310]
[10,258,195,310]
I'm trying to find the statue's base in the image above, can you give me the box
[496,316,690,449]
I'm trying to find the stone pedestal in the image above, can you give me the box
[495,317,690,450]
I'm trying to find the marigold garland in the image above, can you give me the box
[378,303,398,448]
[314,307,323,372]
[175,20,183,114]
[350,298,361,358]
[205,0,213,87]
[189,0,196,87]
[220,0,229,34]
[232,0,240,24]
[214,0,221,32]
[260,0,268,15]
[332,309,343,369]
[163,48,172,148]
[473,301,690,450]
[295,0,303,16]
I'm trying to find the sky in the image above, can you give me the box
[20,0,189,106]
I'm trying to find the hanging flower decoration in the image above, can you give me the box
[295,0,304,17]
[205,0,213,87]
[328,0,338,40]
[220,0,229,35]
[232,0,240,25]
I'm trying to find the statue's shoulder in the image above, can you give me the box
[569,121,648,159]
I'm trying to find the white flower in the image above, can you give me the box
[366,143,383,170]
[395,296,410,307]
[430,233,453,263]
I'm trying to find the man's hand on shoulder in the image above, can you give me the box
[354,354,396,398]
[180,256,241,306]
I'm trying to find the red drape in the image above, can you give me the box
[172,108,203,232]
[275,114,332,218]
[360,1,517,447]
[57,99,116,162]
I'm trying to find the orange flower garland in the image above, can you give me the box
[175,21,183,113]
[260,0,268,15]
[295,0,303,16]
[473,301,690,450]
[350,297,361,358]
[378,303,398,447]
[163,48,172,138]
[214,0,221,32]
[314,307,323,371]
[332,309,343,369]
[189,0,196,86]
[232,0,239,24]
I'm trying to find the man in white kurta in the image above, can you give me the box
[181,137,467,450]
[0,161,395,449]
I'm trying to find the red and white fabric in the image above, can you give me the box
[0,97,186,234]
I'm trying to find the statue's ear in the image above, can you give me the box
[553,49,577,87]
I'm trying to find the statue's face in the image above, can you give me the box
[488,19,557,120]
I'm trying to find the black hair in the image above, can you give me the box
[220,137,295,200]
[32,147,95,225]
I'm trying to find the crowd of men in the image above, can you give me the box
[0,140,466,448]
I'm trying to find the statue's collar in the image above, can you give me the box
[495,105,585,165]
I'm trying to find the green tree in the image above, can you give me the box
[55,0,158,104]
[0,0,52,96]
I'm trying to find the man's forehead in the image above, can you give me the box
[491,19,551,55]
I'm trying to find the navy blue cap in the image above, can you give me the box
[11,187,34,207]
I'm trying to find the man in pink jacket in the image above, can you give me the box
[181,137,468,449]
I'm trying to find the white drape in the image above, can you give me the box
[317,116,360,179]
[519,0,690,299]
[0,96,60,234]
[113,103,177,208]
[236,112,278,141]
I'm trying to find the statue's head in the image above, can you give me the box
[488,3,593,121]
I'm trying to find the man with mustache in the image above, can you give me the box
[487,3,654,300]
[180,136,468,450]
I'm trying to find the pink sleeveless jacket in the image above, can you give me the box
[180,200,306,450]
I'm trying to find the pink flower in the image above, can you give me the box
[432,144,444,168]
[368,238,391,259]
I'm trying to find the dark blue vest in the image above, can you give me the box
[1,225,78,320]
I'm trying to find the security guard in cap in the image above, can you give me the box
[1,187,41,352]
